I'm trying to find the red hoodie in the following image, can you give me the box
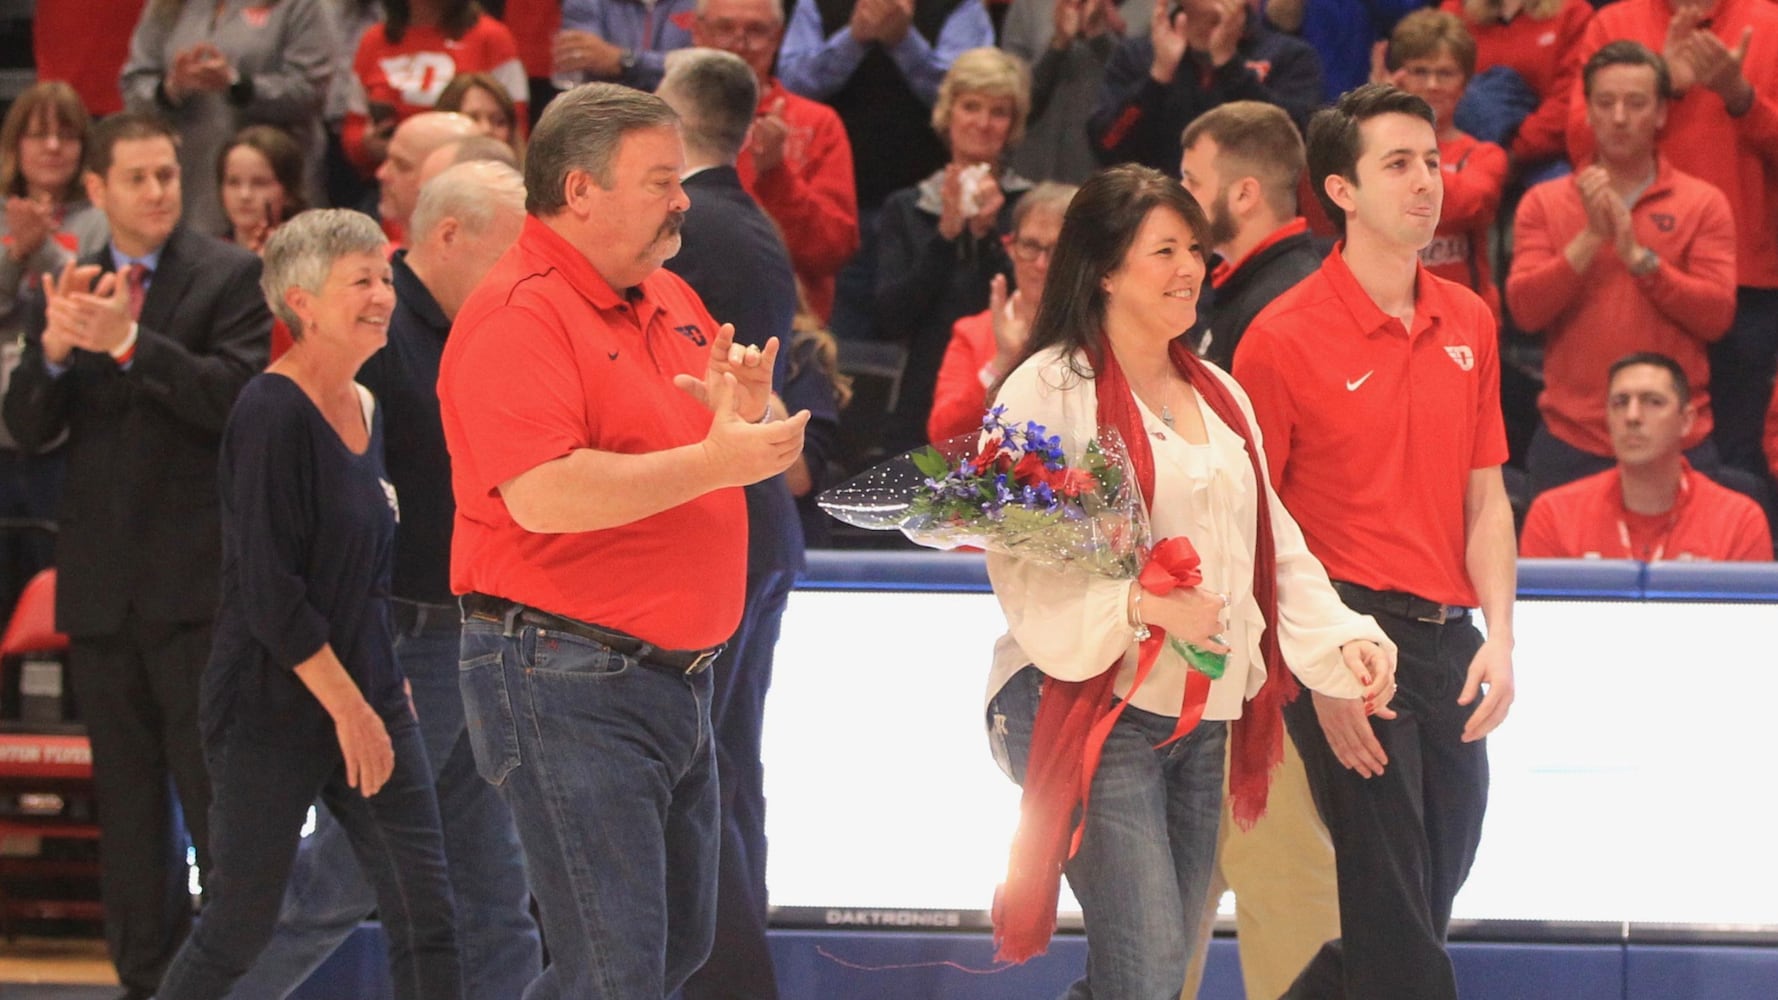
[1566,0,1778,288]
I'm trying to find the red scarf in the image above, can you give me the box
[992,340,1298,963]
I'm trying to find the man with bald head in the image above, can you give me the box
[224,162,539,1000]
[419,134,522,186]
[375,111,477,242]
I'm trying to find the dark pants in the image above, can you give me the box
[69,619,215,996]
[1707,286,1778,477]
[682,569,796,1000]
[158,717,461,1000]
[0,446,62,615]
[222,602,539,1000]
[1281,594,1490,1000]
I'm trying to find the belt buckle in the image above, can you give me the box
[685,648,719,675]
[1416,604,1451,625]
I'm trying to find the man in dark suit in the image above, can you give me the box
[1,112,270,1000]
[657,49,801,1000]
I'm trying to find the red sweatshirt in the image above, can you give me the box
[33,0,147,117]
[1423,131,1507,320]
[341,15,530,173]
[1566,0,1778,287]
[927,309,997,443]
[500,0,559,79]
[1520,462,1771,561]
[1506,157,1736,456]
[736,79,860,322]
[1444,0,1592,163]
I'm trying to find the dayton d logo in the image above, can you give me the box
[1444,345,1475,371]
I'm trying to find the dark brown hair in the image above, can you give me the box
[1305,84,1435,236]
[216,125,309,222]
[1013,164,1210,378]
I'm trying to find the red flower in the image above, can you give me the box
[1012,451,1050,485]
[1055,468,1096,497]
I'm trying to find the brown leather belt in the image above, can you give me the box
[460,593,721,675]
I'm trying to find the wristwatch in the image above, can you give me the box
[1629,245,1659,278]
[618,48,639,75]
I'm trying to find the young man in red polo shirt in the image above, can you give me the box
[1565,0,1778,484]
[1521,352,1771,560]
[1233,83,1517,1000]
[437,83,811,1000]
[1511,41,1737,500]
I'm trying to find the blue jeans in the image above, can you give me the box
[988,666,1228,1000]
[224,607,541,1000]
[459,616,719,1000]
[159,717,460,1000]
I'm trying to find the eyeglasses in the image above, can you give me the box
[1008,238,1057,263]
[22,127,80,144]
[702,20,779,48]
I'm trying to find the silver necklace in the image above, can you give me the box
[1160,404,1175,428]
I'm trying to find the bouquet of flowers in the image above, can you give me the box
[820,407,1227,678]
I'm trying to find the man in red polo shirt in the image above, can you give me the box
[1512,41,1737,499]
[1565,0,1778,484]
[437,83,810,1000]
[1233,83,1517,1000]
[691,0,860,321]
[1521,352,1771,560]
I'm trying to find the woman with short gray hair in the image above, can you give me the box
[157,209,463,1000]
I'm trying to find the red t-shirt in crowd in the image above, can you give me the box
[1443,0,1592,163]
[1567,0,1778,288]
[1506,157,1736,456]
[735,78,860,322]
[33,0,146,117]
[438,216,747,650]
[341,14,530,173]
[1520,462,1772,561]
[1233,247,1510,608]
[927,309,997,443]
[499,0,560,79]
[1421,131,1507,321]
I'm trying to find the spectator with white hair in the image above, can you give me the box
[156,207,462,1000]
[223,164,536,1000]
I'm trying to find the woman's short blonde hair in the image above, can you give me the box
[931,48,1031,152]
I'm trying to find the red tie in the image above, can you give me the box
[125,263,147,321]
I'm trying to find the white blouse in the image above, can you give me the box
[985,347,1394,718]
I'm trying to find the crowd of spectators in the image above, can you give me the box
[8,0,1778,995]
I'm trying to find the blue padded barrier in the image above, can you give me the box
[1625,945,1778,1000]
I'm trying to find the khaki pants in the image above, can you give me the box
[1182,734,1339,1000]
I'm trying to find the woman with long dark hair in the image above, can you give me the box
[985,164,1397,997]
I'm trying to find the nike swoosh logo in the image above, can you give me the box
[1345,371,1374,391]
[607,350,619,361]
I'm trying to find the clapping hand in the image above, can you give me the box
[752,98,791,175]
[687,369,812,487]
[1149,1,1189,84]
[39,261,132,365]
[4,194,55,263]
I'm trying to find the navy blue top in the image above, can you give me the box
[356,250,454,603]
[202,373,407,747]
